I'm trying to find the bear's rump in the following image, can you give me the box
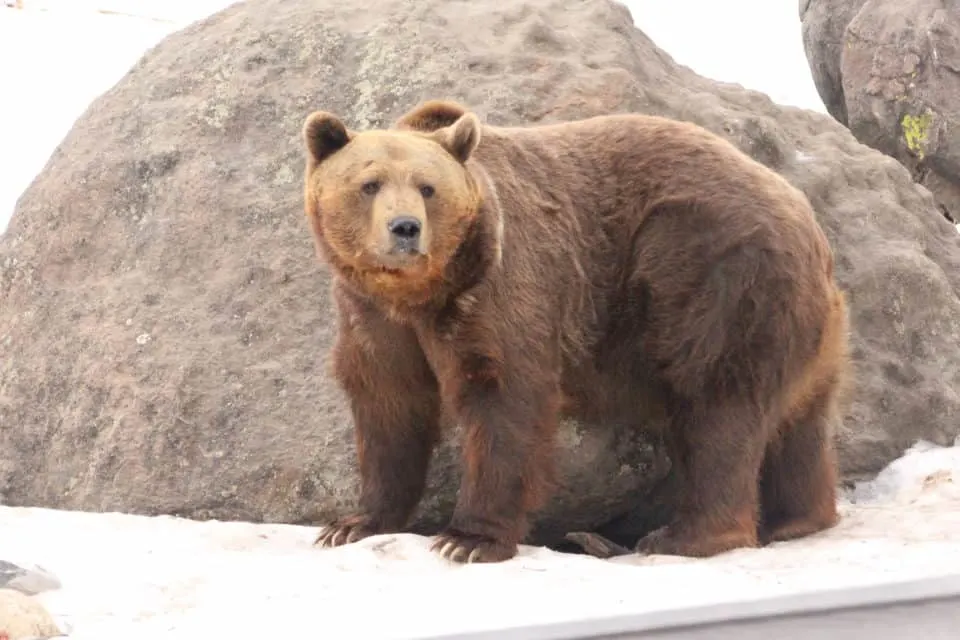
[578,194,830,415]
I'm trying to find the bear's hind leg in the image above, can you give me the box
[636,401,767,557]
[759,388,840,545]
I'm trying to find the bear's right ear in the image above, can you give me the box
[302,111,352,165]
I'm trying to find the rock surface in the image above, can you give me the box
[0,588,62,639]
[798,0,868,124]
[800,0,960,223]
[1,0,959,545]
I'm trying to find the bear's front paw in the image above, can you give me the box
[431,529,518,563]
[314,513,382,548]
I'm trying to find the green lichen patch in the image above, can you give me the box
[901,110,934,159]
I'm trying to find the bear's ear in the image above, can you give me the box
[302,111,353,165]
[433,112,482,164]
[394,100,469,132]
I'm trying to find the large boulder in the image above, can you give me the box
[800,0,960,224]
[1,0,959,545]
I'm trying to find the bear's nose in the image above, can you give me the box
[387,216,422,241]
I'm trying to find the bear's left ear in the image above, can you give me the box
[394,100,469,132]
[433,112,482,164]
[302,111,353,165]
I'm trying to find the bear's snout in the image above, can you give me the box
[386,215,423,254]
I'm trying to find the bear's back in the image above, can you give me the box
[466,112,828,277]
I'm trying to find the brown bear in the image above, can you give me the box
[302,99,850,564]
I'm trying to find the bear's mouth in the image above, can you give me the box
[377,264,402,276]
[345,243,434,283]
[368,249,429,274]
[349,250,442,301]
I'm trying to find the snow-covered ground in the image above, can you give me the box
[1,440,958,638]
[1,2,959,638]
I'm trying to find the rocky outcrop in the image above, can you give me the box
[800,0,960,223]
[799,0,869,123]
[1,0,958,545]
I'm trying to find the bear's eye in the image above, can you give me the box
[361,180,381,196]
[419,184,435,199]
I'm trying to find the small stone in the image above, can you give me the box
[0,589,62,639]
[0,561,61,596]
[903,52,921,74]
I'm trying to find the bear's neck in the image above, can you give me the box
[435,201,500,303]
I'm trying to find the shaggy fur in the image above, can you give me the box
[302,99,850,563]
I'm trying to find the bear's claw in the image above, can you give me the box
[431,530,517,563]
[314,514,380,548]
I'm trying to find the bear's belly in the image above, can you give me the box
[558,359,668,430]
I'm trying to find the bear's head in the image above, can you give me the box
[302,103,493,307]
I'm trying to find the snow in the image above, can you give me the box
[0,440,957,638]
[1,1,959,637]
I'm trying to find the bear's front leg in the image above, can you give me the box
[315,304,442,549]
[432,355,559,563]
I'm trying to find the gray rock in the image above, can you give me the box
[799,0,868,124]
[0,561,61,596]
[1,0,959,545]
[800,0,960,223]
[842,0,960,224]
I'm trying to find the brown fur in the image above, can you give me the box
[303,99,850,563]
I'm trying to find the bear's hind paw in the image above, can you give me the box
[635,524,757,558]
